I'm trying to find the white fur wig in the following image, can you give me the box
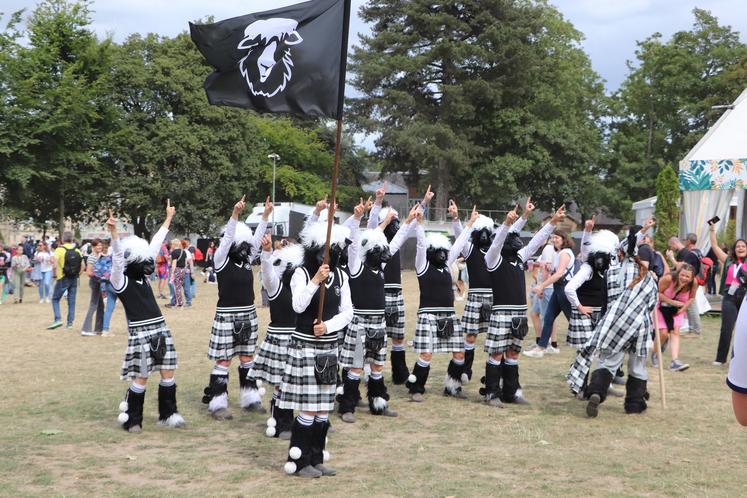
[232,221,256,246]
[360,228,389,255]
[300,222,350,249]
[120,236,152,263]
[272,243,304,276]
[378,206,399,223]
[426,232,451,251]
[588,230,619,255]
[471,215,496,233]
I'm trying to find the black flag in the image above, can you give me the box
[190,0,350,119]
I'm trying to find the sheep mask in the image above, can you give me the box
[471,215,497,251]
[300,222,351,274]
[360,229,391,269]
[426,232,451,269]
[121,236,155,279]
[378,207,400,242]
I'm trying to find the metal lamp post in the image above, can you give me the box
[267,153,280,235]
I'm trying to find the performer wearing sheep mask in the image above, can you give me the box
[337,203,419,423]
[201,196,272,421]
[404,201,477,402]
[368,184,435,386]
[108,201,185,433]
[480,200,564,407]
[448,200,528,384]
[250,236,304,440]
[567,220,659,417]
[278,206,355,478]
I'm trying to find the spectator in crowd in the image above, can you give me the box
[0,246,11,304]
[10,244,31,303]
[203,240,216,284]
[666,234,702,336]
[81,238,105,336]
[47,231,85,330]
[156,241,170,299]
[706,245,720,295]
[185,239,198,299]
[640,234,669,279]
[97,240,117,336]
[169,238,189,308]
[528,237,556,347]
[35,241,54,303]
[653,264,697,371]
[23,236,35,259]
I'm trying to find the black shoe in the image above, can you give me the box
[586,394,601,418]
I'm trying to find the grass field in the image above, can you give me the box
[1,271,745,497]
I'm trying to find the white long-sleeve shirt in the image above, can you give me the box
[290,266,353,334]
[485,220,555,271]
[564,263,594,308]
[111,226,169,292]
[348,220,415,275]
[214,217,268,270]
[260,249,280,297]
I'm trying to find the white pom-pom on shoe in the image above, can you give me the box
[407,374,416,383]
[336,386,344,396]
[284,461,297,474]
[289,446,302,460]
[267,417,277,428]
[258,387,266,397]
[118,412,129,424]
[119,401,129,412]
[265,426,276,437]
[323,450,330,462]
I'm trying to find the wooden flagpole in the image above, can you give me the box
[652,301,667,409]
[316,0,351,323]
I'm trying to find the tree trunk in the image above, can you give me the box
[646,111,654,160]
[434,159,449,221]
[58,187,65,240]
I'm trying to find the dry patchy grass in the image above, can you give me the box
[0,272,745,497]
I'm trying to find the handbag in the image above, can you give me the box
[232,320,253,345]
[149,332,167,362]
[314,353,338,385]
[435,316,455,339]
[479,303,492,322]
[365,328,387,358]
[510,317,528,340]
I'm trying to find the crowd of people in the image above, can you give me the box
[4,186,746,478]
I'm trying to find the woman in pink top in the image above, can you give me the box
[654,264,697,371]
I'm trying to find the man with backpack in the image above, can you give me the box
[47,231,85,330]
[667,234,705,336]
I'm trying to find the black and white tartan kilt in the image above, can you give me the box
[485,306,528,354]
[384,289,406,341]
[339,313,388,369]
[250,326,294,386]
[120,318,177,380]
[207,307,259,360]
[462,290,493,336]
[413,311,464,354]
[567,307,602,349]
[278,339,338,412]
[567,347,595,394]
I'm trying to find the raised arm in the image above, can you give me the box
[579,215,595,262]
[106,210,125,292]
[146,199,175,260]
[346,200,365,275]
[519,204,564,262]
[259,235,280,297]
[250,196,273,259]
[368,183,386,229]
[709,224,728,265]
[214,196,245,269]
[448,199,463,238]
[415,218,428,275]
[449,206,479,267]
[485,221,511,270]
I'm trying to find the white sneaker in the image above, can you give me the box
[40,299,45,304]
[712,361,725,366]
[523,348,545,358]
[546,345,560,354]
[81,331,96,337]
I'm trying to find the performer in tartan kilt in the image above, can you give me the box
[108,201,185,433]
[404,203,476,402]
[563,228,619,397]
[251,235,304,440]
[201,196,271,420]
[368,184,435,385]
[337,202,418,422]
[279,218,354,478]
[572,227,659,418]
[480,200,564,407]
[449,200,528,383]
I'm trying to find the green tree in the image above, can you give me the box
[654,165,679,252]
[349,0,607,215]
[0,1,115,237]
[606,8,747,218]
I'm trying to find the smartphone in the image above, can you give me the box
[707,216,720,226]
